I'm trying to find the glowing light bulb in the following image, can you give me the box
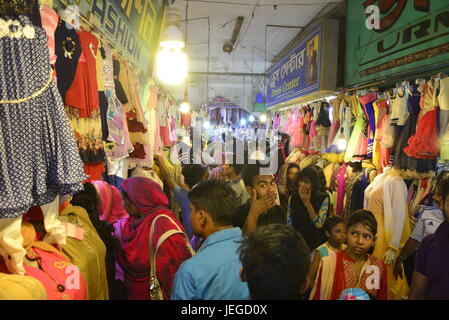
[259,114,267,123]
[240,119,247,126]
[249,115,255,122]
[156,47,188,85]
[337,137,347,151]
[180,101,190,113]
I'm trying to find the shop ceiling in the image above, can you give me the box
[166,0,344,112]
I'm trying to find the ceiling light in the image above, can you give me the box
[249,115,255,122]
[259,114,267,123]
[180,101,190,113]
[157,7,188,84]
[240,119,247,126]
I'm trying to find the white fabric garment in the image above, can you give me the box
[410,205,444,242]
[0,217,26,275]
[41,195,66,246]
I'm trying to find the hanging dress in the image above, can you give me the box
[393,83,436,179]
[359,92,378,159]
[328,95,343,146]
[404,80,440,159]
[65,29,100,118]
[333,164,348,216]
[344,96,366,162]
[0,14,86,218]
[54,19,82,103]
[372,98,389,172]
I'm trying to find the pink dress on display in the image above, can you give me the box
[40,5,59,65]
[290,110,303,147]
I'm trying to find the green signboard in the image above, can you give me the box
[345,0,449,87]
[56,0,165,75]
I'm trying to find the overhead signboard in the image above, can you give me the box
[346,0,449,87]
[266,19,339,108]
[56,0,165,74]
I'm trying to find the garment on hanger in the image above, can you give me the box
[328,94,343,146]
[39,5,58,65]
[359,92,378,159]
[404,80,440,159]
[333,164,348,216]
[54,19,82,102]
[0,15,86,218]
[393,83,436,179]
[65,29,100,118]
[372,98,389,172]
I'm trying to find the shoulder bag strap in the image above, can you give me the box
[148,214,195,299]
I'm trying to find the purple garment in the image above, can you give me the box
[415,220,449,300]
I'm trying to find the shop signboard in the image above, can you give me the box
[56,0,165,74]
[266,19,339,108]
[346,0,449,87]
[266,25,322,107]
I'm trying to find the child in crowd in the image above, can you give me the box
[310,210,388,300]
[239,224,310,300]
[308,216,346,290]
[171,180,249,300]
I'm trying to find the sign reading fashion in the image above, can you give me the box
[266,24,322,107]
[345,0,449,87]
[56,0,165,73]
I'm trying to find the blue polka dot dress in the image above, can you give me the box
[0,16,87,218]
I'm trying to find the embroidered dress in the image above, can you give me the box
[310,251,387,300]
[0,16,86,218]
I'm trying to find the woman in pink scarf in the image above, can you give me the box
[92,181,128,224]
[114,177,193,300]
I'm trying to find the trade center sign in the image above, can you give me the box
[266,19,339,108]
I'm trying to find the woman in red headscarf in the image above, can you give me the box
[92,180,128,224]
[114,177,193,300]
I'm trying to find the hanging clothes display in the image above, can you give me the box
[404,80,440,159]
[0,14,86,218]
[54,19,82,103]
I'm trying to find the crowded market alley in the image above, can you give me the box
[1,0,449,303]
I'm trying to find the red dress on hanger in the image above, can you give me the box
[404,81,440,159]
[65,30,99,118]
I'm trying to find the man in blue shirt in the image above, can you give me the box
[171,180,250,300]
